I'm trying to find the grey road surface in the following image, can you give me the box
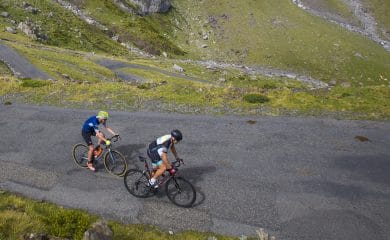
[0,41,53,80]
[0,104,389,240]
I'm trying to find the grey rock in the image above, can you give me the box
[340,82,351,88]
[354,52,364,59]
[201,44,208,48]
[18,21,38,40]
[83,220,113,240]
[0,12,9,18]
[22,1,31,8]
[24,233,69,240]
[5,26,17,34]
[127,0,171,15]
[25,6,40,14]
[17,21,48,41]
[329,79,337,86]
[173,64,184,72]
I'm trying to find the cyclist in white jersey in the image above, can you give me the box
[147,129,183,187]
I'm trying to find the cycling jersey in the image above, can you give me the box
[82,116,105,133]
[147,135,172,163]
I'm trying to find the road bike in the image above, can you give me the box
[72,135,127,176]
[124,156,196,208]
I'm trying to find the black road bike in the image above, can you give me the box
[124,156,196,208]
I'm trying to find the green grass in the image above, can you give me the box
[170,0,390,84]
[243,94,270,104]
[0,191,246,240]
[75,0,186,56]
[0,0,128,55]
[0,61,12,75]
[21,79,51,88]
[0,0,389,120]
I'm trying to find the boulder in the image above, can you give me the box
[17,20,48,41]
[18,21,38,40]
[173,64,184,72]
[0,12,9,18]
[83,220,113,240]
[129,0,171,15]
[6,26,17,34]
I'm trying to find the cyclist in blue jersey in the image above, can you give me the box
[147,129,183,187]
[81,111,118,171]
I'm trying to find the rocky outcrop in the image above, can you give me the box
[291,0,390,51]
[17,20,47,41]
[122,0,171,15]
[83,220,113,240]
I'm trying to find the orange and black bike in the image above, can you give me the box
[72,135,127,176]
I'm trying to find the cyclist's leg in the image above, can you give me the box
[96,131,106,145]
[152,160,166,180]
[82,131,95,170]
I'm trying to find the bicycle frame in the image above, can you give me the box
[138,156,180,187]
[93,135,119,163]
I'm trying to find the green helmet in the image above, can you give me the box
[97,111,109,119]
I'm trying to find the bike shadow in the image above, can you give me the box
[154,165,217,207]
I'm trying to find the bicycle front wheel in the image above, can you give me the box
[104,150,127,176]
[72,143,88,168]
[165,177,196,208]
[124,169,152,198]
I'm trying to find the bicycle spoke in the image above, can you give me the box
[104,150,127,176]
[124,169,152,198]
[72,144,89,168]
[166,177,196,208]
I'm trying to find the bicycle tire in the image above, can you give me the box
[124,169,152,198]
[104,150,128,176]
[165,176,196,208]
[72,143,89,168]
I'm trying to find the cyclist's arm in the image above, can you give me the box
[95,130,107,142]
[171,144,179,160]
[102,122,117,136]
[105,127,117,136]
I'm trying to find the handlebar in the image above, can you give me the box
[172,158,184,168]
[108,135,120,143]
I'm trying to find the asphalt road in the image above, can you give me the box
[0,104,389,240]
[0,41,53,80]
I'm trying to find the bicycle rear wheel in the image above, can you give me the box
[104,150,127,176]
[72,143,88,168]
[165,177,196,208]
[124,169,152,198]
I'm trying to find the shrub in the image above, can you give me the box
[41,209,93,240]
[21,79,50,88]
[243,93,270,104]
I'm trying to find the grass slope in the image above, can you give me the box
[170,0,390,84]
[0,0,389,120]
[0,191,243,240]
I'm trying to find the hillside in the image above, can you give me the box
[0,0,389,119]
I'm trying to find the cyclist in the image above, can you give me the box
[147,129,183,187]
[81,111,118,171]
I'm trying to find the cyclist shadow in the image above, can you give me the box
[114,144,146,168]
[154,165,217,207]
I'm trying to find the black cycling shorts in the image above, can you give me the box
[82,131,96,146]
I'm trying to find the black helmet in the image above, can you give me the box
[171,129,183,142]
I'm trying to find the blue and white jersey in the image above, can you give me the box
[155,135,172,156]
[82,116,104,133]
